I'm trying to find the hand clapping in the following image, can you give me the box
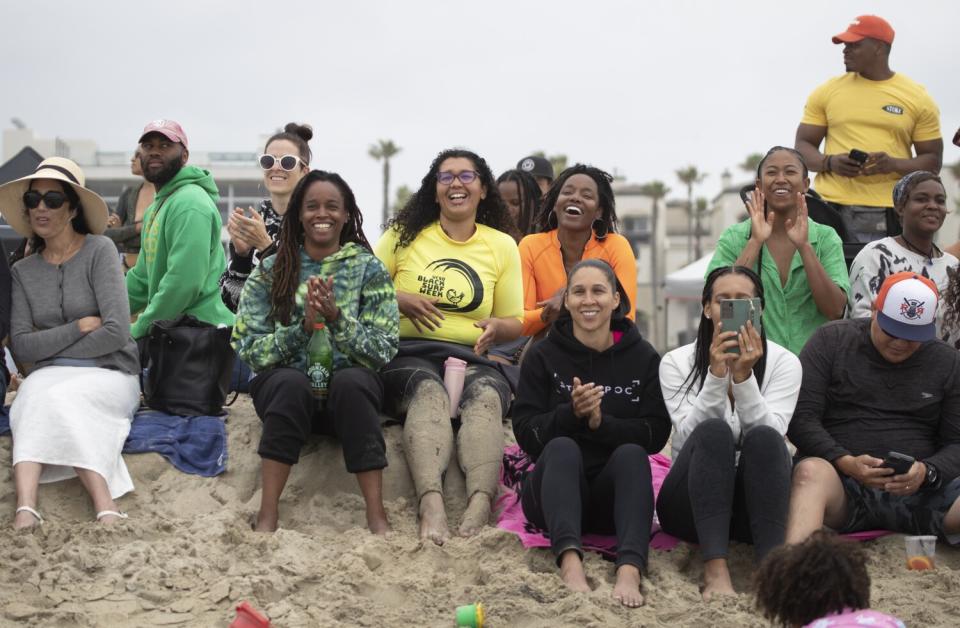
[303,276,339,333]
[572,376,604,430]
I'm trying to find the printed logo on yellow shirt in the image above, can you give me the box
[417,258,484,312]
[883,104,904,115]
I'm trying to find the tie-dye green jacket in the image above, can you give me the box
[231,243,399,374]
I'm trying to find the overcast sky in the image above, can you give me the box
[2,0,957,235]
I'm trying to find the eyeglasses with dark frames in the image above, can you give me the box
[437,170,480,185]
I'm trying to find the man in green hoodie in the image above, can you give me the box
[126,119,234,344]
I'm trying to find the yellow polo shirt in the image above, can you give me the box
[801,72,941,207]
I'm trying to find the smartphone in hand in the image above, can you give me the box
[849,149,869,165]
[719,298,762,354]
[881,451,915,475]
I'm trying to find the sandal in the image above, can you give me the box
[95,510,129,522]
[15,506,44,525]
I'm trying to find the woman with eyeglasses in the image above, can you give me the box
[0,158,140,529]
[707,146,848,355]
[219,122,312,312]
[519,165,636,338]
[375,148,523,545]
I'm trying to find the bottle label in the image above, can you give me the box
[307,363,330,398]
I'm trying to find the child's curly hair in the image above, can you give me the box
[754,531,870,627]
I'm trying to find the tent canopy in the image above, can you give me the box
[0,146,44,185]
[663,251,714,300]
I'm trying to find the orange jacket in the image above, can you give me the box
[518,230,637,336]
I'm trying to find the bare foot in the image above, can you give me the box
[418,492,449,545]
[366,507,391,535]
[253,509,279,533]
[13,508,41,530]
[559,550,592,593]
[458,492,491,537]
[613,564,644,607]
[701,558,736,601]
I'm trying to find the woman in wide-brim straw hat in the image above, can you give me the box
[0,157,141,530]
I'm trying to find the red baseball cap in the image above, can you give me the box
[138,119,189,149]
[832,15,895,45]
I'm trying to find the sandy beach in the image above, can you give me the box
[1,395,958,627]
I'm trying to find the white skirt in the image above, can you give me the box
[11,365,140,499]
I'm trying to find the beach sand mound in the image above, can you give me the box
[1,396,959,627]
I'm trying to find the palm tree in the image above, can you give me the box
[638,181,670,347]
[368,139,401,227]
[694,197,710,259]
[739,152,765,175]
[675,166,708,263]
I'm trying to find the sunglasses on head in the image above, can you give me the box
[259,154,306,172]
[437,170,480,185]
[23,190,69,210]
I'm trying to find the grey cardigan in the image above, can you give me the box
[11,234,139,375]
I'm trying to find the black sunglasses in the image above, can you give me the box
[259,154,305,172]
[23,190,69,210]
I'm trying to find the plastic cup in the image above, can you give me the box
[904,535,936,570]
[444,357,467,418]
[455,602,484,628]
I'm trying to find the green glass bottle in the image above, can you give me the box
[306,322,333,401]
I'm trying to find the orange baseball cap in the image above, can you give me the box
[832,15,895,45]
[875,272,938,341]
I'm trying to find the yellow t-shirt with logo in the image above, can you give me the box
[801,72,941,207]
[375,222,523,346]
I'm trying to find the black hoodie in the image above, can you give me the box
[512,316,671,478]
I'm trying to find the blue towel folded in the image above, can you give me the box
[0,407,227,477]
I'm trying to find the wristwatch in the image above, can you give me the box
[921,461,940,490]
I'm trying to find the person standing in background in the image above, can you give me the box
[794,15,942,243]
[105,149,154,272]
[517,155,555,196]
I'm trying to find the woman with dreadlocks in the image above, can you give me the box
[375,148,523,545]
[707,146,848,355]
[497,168,541,243]
[657,265,800,600]
[518,164,636,338]
[232,170,399,534]
[486,169,542,365]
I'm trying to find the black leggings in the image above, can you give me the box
[521,437,654,570]
[655,419,791,562]
[250,367,387,473]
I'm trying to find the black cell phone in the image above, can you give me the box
[881,451,915,475]
[849,149,869,164]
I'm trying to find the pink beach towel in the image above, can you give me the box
[495,445,890,556]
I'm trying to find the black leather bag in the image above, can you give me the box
[143,314,234,416]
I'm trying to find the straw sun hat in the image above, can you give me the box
[0,157,108,237]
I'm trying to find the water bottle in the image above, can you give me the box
[307,322,333,401]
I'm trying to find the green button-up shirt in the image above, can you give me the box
[706,219,848,355]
